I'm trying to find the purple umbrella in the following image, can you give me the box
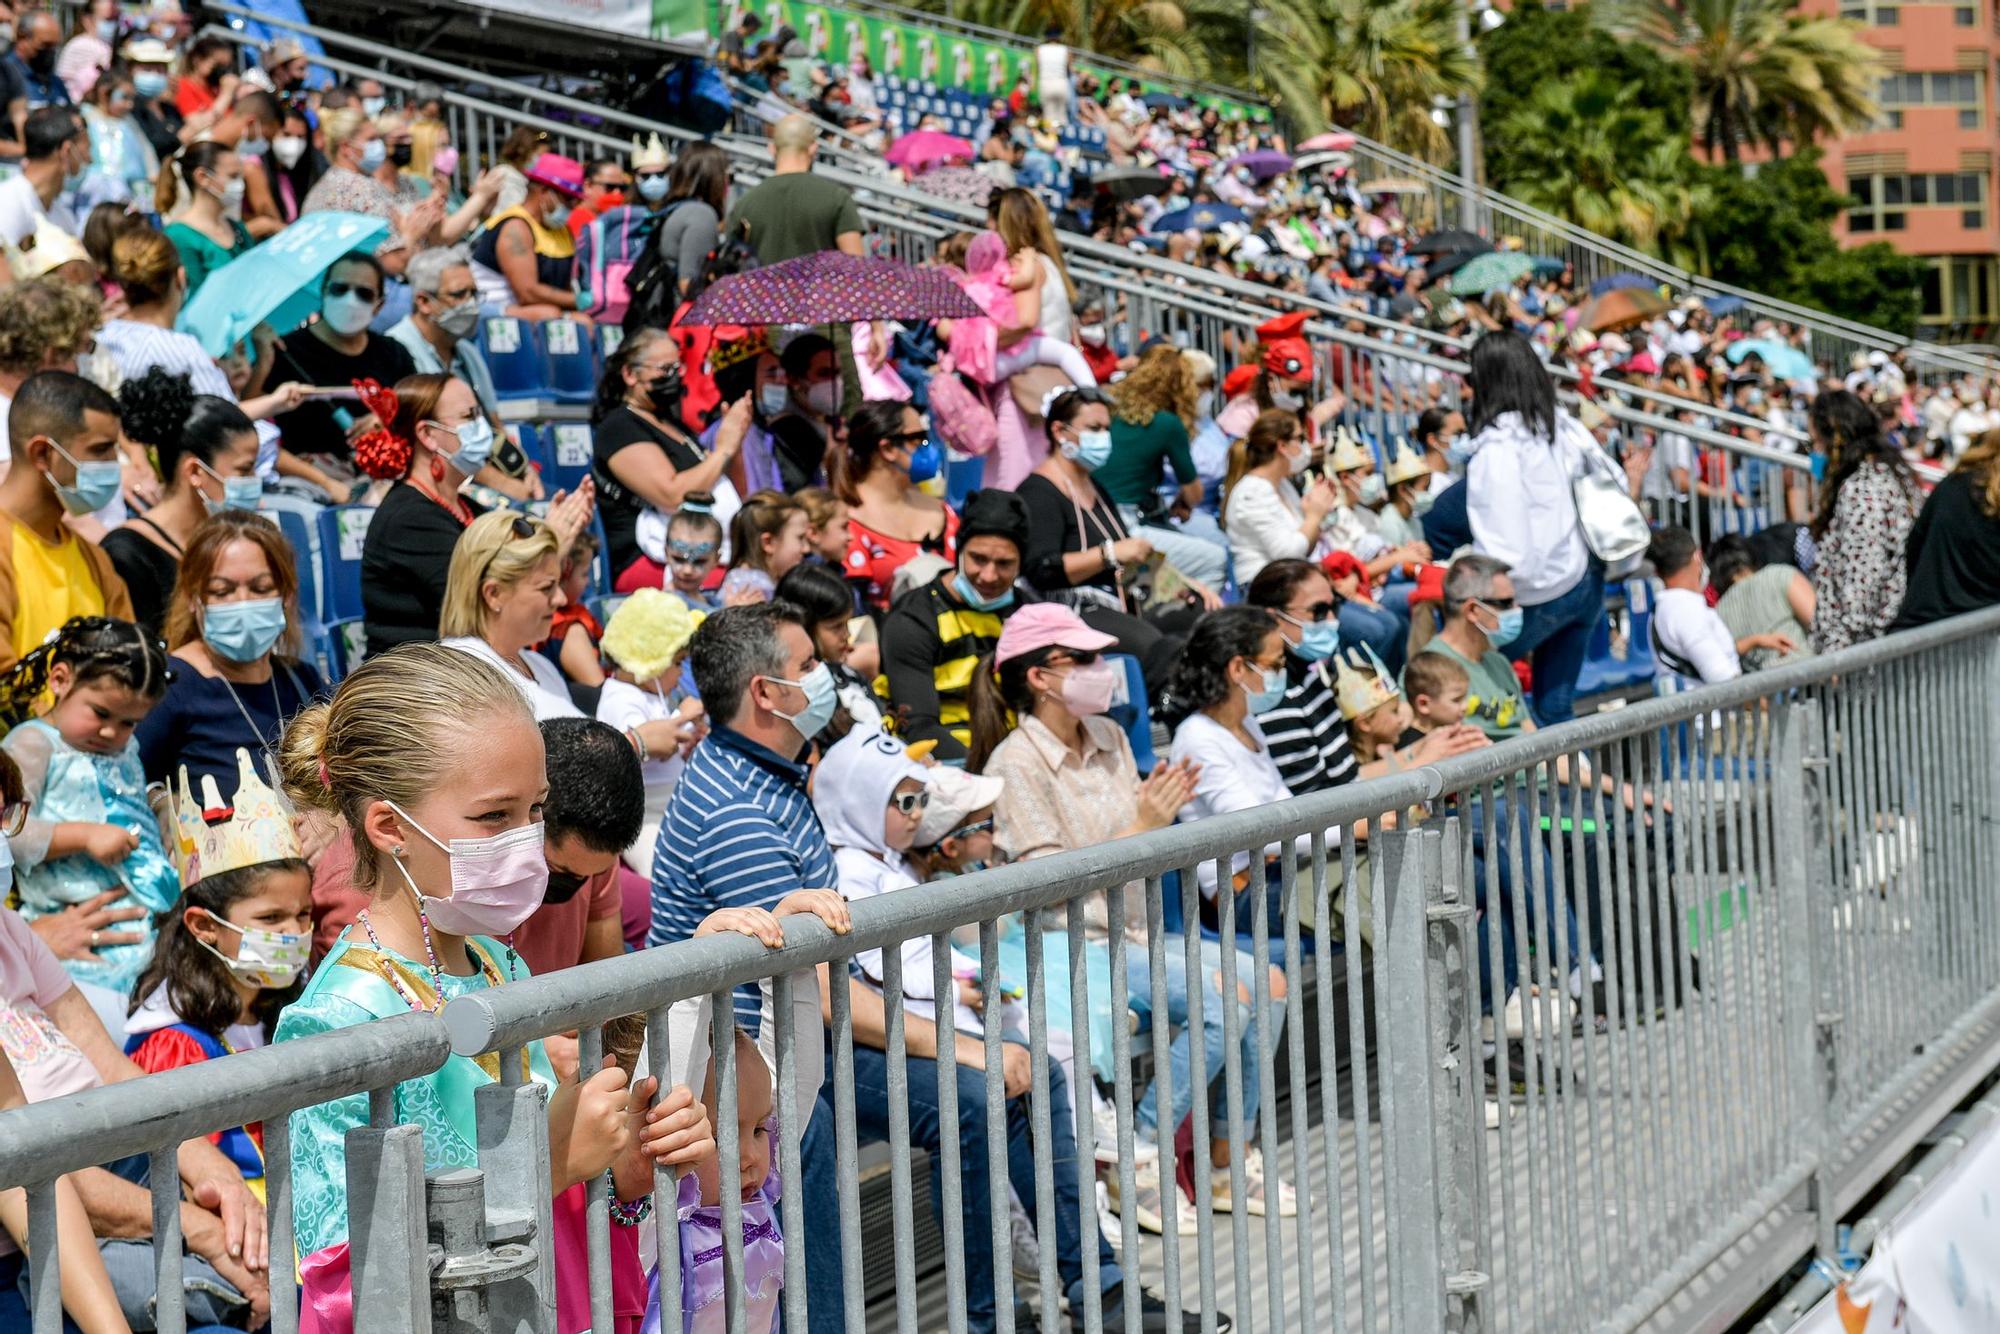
[681,250,986,327]
[1229,149,1294,180]
[911,165,996,207]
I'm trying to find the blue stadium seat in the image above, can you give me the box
[325,616,367,682]
[541,318,596,404]
[944,451,984,509]
[541,422,594,495]
[1108,652,1155,773]
[514,422,546,475]
[589,511,612,596]
[599,324,625,360]
[479,316,547,400]
[271,507,321,624]
[316,505,375,624]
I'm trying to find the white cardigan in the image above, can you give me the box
[1224,473,1309,584]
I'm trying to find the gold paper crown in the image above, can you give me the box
[174,750,303,888]
[707,326,770,374]
[1326,425,1372,475]
[1383,437,1429,488]
[1334,642,1400,721]
[631,132,670,173]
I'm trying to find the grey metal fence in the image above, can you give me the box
[6,607,1999,1333]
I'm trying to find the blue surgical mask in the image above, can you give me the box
[1481,603,1524,649]
[1808,451,1828,482]
[952,571,1014,613]
[44,439,121,515]
[636,174,670,203]
[432,416,494,474]
[202,597,288,663]
[1444,435,1475,467]
[133,70,169,98]
[357,139,386,173]
[905,439,941,484]
[361,95,387,119]
[543,202,572,230]
[1243,662,1287,714]
[757,382,790,417]
[236,134,269,160]
[1062,428,1113,471]
[767,661,837,741]
[1286,617,1340,662]
[198,459,263,513]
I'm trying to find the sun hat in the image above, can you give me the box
[912,765,1005,848]
[993,603,1116,667]
[525,152,586,199]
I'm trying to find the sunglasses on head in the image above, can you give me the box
[890,789,931,816]
[326,281,379,303]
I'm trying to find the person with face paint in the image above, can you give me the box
[101,368,261,633]
[275,644,716,1324]
[124,749,313,1198]
[74,65,157,214]
[593,328,748,592]
[0,371,136,668]
[838,399,959,613]
[469,151,589,322]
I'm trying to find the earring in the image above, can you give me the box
[392,844,405,857]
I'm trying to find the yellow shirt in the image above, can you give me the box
[11,522,108,662]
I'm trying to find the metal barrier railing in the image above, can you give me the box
[5,606,1999,1332]
[208,2,1992,397]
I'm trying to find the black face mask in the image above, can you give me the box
[645,368,685,417]
[389,141,413,168]
[542,867,591,905]
[28,46,54,73]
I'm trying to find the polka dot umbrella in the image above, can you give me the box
[680,250,987,327]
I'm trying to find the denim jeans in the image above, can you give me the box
[798,1039,1121,1334]
[1464,793,1583,1009]
[1124,937,1283,1143]
[1505,560,1606,726]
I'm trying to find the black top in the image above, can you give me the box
[1890,470,2000,630]
[135,654,326,800]
[360,481,481,657]
[100,523,180,634]
[267,330,418,462]
[1015,472,1130,594]
[1421,477,1472,554]
[592,405,704,579]
[766,413,829,493]
[132,99,185,162]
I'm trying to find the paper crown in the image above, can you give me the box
[708,325,770,374]
[1325,425,1372,475]
[174,750,302,888]
[631,131,670,173]
[1383,437,1429,488]
[1334,643,1400,721]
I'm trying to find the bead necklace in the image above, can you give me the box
[358,900,448,1012]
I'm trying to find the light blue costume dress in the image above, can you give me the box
[3,717,180,994]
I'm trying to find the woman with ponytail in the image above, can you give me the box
[1220,407,1340,584]
[159,141,251,300]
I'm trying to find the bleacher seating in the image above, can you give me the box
[315,505,374,624]
[541,318,597,404]
[480,316,548,401]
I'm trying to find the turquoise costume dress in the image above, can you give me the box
[3,717,180,994]
[276,929,555,1261]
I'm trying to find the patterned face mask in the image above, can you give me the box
[194,910,308,989]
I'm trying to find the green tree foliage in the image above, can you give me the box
[1252,0,1482,157]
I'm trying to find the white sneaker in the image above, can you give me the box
[1484,1098,1501,1130]
[1092,1098,1158,1165]
[1010,1193,1041,1280]
[1503,987,1572,1041]
[1105,1156,1197,1236]
[1210,1147,1297,1218]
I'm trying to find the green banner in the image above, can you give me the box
[715,0,1264,119]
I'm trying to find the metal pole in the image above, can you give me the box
[1455,3,1480,233]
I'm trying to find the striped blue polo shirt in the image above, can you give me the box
[649,725,837,1030]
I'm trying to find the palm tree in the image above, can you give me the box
[1489,72,1711,264]
[1251,0,1480,160]
[911,0,1246,81]
[1594,0,1882,161]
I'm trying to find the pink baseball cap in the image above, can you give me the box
[994,603,1117,666]
[524,152,585,199]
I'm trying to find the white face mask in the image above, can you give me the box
[1270,386,1304,412]
[271,135,306,169]
[803,381,841,416]
[1284,441,1311,475]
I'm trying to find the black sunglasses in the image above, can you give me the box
[1290,601,1335,623]
[887,429,930,448]
[326,281,379,303]
[542,867,591,904]
[1044,649,1102,668]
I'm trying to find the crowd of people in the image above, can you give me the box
[2,7,2000,1334]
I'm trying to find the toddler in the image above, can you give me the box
[795,487,852,567]
[0,617,180,1004]
[595,589,706,879]
[548,527,606,685]
[948,231,1098,390]
[655,501,724,612]
[1400,651,1472,744]
[1334,643,1410,763]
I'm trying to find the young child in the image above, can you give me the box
[1335,643,1410,763]
[795,486,851,568]
[947,230,1098,390]
[647,894,849,1334]
[723,491,810,587]
[1401,651,1472,746]
[596,589,706,879]
[547,527,606,687]
[0,616,180,1005]
[124,748,313,1203]
[650,498,725,613]
[273,645,717,1334]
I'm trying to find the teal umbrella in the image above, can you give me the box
[1445,250,1536,297]
[179,211,392,358]
[1725,337,1815,382]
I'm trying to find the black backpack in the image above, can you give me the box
[622,209,759,334]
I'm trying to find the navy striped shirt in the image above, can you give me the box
[650,725,837,1030]
[1259,655,1358,795]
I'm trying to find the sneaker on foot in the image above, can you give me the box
[1083,1281,1231,1332]
[1092,1099,1158,1165]
[1104,1157,1196,1236]
[1209,1146,1296,1218]
[1011,1201,1042,1281]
